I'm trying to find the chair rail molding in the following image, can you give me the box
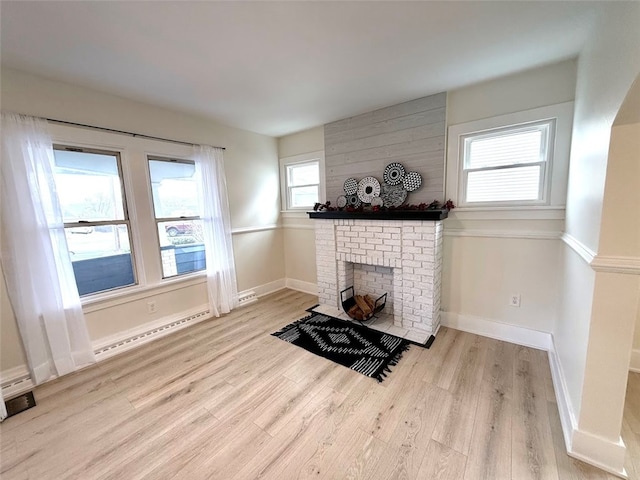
[561,232,596,264]
[590,255,640,275]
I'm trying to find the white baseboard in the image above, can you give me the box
[547,339,578,452]
[250,278,320,297]
[630,349,640,373]
[253,278,286,297]
[285,278,318,296]
[238,289,258,307]
[440,311,552,351]
[92,304,211,361]
[570,430,627,478]
[0,366,35,400]
[548,336,628,478]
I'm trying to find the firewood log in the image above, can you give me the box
[355,295,372,316]
[364,295,375,311]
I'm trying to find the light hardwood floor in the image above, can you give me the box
[0,289,637,479]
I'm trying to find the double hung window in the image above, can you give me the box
[286,160,320,209]
[279,151,325,212]
[460,120,554,206]
[52,146,135,296]
[148,157,205,278]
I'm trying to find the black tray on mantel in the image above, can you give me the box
[307,209,448,221]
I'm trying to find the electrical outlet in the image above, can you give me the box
[147,301,157,314]
[509,294,521,307]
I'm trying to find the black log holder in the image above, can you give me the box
[340,286,387,325]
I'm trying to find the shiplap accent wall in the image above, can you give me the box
[324,92,446,205]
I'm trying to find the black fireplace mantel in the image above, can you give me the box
[307,209,448,221]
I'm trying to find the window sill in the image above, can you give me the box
[82,273,207,313]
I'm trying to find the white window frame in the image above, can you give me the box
[279,151,325,212]
[147,155,205,279]
[446,102,574,216]
[48,122,208,309]
[459,119,555,207]
[52,144,138,296]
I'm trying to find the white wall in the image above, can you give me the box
[0,69,285,377]
[278,126,324,159]
[447,59,578,125]
[553,2,640,474]
[277,127,325,291]
[442,60,576,337]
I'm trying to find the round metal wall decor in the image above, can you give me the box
[380,182,408,207]
[343,178,358,195]
[383,162,406,186]
[403,171,422,192]
[336,195,347,208]
[357,176,381,204]
[346,194,361,208]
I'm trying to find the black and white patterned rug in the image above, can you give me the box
[272,312,411,382]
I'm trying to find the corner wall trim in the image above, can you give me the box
[561,232,596,264]
[630,349,640,373]
[440,311,552,351]
[548,336,629,478]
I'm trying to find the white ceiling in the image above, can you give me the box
[1,1,603,137]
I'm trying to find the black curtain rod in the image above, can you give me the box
[46,118,225,150]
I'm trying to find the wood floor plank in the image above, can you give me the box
[463,340,515,479]
[464,380,512,480]
[422,327,468,390]
[431,333,487,455]
[416,439,468,480]
[369,381,447,480]
[230,389,350,479]
[315,427,388,480]
[511,346,559,480]
[625,372,640,435]
[1,289,637,480]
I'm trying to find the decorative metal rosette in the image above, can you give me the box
[403,171,422,192]
[383,162,406,186]
[356,176,381,204]
[343,178,358,195]
[346,194,361,208]
[380,182,407,207]
[336,195,347,208]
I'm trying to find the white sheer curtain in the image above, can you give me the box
[194,145,238,317]
[0,113,95,386]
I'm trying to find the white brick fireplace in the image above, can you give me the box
[312,216,444,341]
